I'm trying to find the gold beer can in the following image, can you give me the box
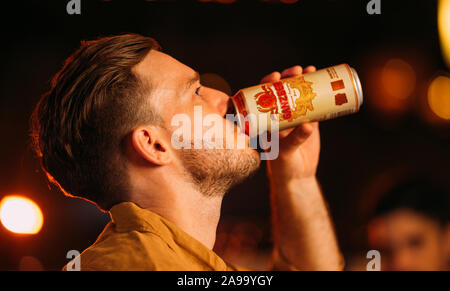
[232,64,363,135]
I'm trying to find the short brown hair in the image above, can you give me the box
[31,34,161,211]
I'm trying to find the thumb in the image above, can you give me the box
[260,71,281,84]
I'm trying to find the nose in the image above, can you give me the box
[203,87,230,117]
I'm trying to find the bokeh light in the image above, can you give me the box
[381,59,416,103]
[366,58,416,119]
[427,75,450,120]
[0,196,44,235]
[438,0,450,69]
[18,256,44,271]
[216,0,237,3]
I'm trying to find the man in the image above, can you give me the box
[31,34,343,270]
[367,178,450,270]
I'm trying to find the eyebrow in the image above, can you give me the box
[186,71,201,91]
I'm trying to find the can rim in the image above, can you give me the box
[350,67,364,108]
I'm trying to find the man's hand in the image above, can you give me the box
[260,66,320,182]
[261,66,343,270]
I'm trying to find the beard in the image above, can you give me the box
[179,146,261,197]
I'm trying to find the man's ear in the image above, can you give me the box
[130,126,172,166]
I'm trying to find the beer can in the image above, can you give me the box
[231,64,363,136]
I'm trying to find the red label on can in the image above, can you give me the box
[233,91,250,135]
[233,91,248,117]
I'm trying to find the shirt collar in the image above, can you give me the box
[109,202,177,239]
[108,201,228,269]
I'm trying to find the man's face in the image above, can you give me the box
[134,50,260,196]
[368,209,448,270]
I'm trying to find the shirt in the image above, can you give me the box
[65,201,296,271]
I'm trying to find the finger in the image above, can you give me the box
[260,71,281,84]
[303,65,316,73]
[280,66,303,79]
[280,123,314,152]
[309,121,319,131]
[278,127,295,139]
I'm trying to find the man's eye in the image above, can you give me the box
[195,87,201,96]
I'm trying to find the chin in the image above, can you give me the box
[248,147,261,163]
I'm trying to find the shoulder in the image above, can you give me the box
[65,225,178,271]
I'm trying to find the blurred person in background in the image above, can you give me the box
[367,178,450,271]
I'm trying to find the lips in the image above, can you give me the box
[225,98,235,117]
[223,98,251,137]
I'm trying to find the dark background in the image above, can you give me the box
[0,0,449,270]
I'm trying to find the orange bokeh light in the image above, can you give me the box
[438,0,450,69]
[367,58,416,117]
[0,196,44,235]
[216,0,237,3]
[427,75,450,120]
[381,59,416,102]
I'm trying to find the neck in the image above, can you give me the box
[131,171,224,249]
[169,193,223,249]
